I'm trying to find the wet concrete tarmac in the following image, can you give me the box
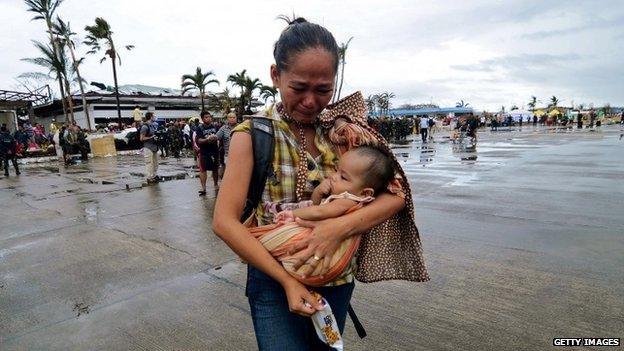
[1,125,623,350]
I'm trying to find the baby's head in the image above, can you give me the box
[329,145,395,197]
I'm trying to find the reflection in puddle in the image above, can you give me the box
[418,144,436,166]
[452,143,478,163]
[84,203,98,222]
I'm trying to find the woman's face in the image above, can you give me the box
[271,47,336,122]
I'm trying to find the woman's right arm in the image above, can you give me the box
[212,131,322,316]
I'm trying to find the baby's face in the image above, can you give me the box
[329,151,369,196]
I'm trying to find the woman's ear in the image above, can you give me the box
[361,188,374,197]
[270,64,280,87]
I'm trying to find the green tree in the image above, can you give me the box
[242,77,263,112]
[333,36,353,102]
[527,96,537,111]
[24,0,69,120]
[227,69,249,116]
[549,96,559,109]
[365,94,377,116]
[84,17,134,129]
[181,67,219,112]
[260,85,278,105]
[21,39,75,123]
[455,99,470,108]
[213,88,235,115]
[376,92,395,115]
[53,17,90,129]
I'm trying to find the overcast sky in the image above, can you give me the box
[1,0,623,111]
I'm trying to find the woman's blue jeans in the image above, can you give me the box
[247,265,355,350]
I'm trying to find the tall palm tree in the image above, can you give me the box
[377,92,395,115]
[365,94,377,116]
[260,85,278,105]
[243,77,264,112]
[333,36,354,102]
[181,67,219,112]
[84,17,134,129]
[53,17,90,129]
[214,88,235,115]
[527,96,537,111]
[25,0,68,120]
[21,39,75,123]
[550,96,559,109]
[455,99,470,108]
[227,69,249,116]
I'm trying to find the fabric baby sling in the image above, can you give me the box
[241,117,367,338]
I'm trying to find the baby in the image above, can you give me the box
[275,145,395,223]
[250,144,396,286]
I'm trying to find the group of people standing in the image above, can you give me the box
[138,110,237,189]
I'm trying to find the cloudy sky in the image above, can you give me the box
[1,0,623,111]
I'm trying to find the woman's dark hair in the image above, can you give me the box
[145,112,154,120]
[274,15,339,73]
[352,144,396,194]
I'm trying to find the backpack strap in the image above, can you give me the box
[240,117,275,222]
[242,117,274,298]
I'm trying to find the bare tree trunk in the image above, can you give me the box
[337,59,346,101]
[68,44,91,130]
[111,56,123,130]
[46,18,69,122]
[63,76,75,124]
[57,78,68,122]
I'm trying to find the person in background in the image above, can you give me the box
[419,115,429,143]
[195,111,219,196]
[169,121,184,158]
[216,112,238,175]
[76,126,89,161]
[14,124,29,151]
[63,124,79,164]
[132,105,143,128]
[427,116,436,142]
[140,112,159,184]
[1,125,20,176]
[183,120,192,149]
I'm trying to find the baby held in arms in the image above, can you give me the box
[250,145,397,286]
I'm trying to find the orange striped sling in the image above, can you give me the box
[248,203,364,287]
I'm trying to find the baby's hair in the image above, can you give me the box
[352,144,395,194]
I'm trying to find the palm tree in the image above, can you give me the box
[455,99,470,108]
[377,92,395,115]
[333,36,354,102]
[227,69,249,116]
[260,85,278,105]
[84,17,134,129]
[550,96,559,109]
[21,39,75,123]
[213,88,235,115]
[243,77,263,112]
[53,17,90,129]
[527,96,537,111]
[365,94,377,116]
[25,0,68,120]
[181,67,219,112]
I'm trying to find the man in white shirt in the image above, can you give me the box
[420,116,430,143]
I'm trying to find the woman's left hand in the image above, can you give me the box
[288,217,347,277]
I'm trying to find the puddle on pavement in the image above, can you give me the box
[84,203,99,222]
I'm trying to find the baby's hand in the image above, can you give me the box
[316,178,332,197]
[274,210,296,223]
